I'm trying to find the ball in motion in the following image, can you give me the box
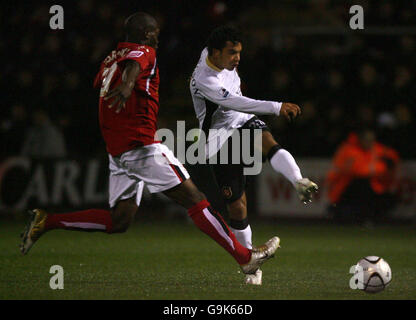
[353,256,392,293]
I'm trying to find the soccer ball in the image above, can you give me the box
[353,256,392,293]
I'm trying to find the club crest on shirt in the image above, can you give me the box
[222,186,233,199]
[219,88,230,98]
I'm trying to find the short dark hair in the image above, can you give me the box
[124,12,157,42]
[207,25,243,55]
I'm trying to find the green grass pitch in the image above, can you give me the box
[1,219,415,300]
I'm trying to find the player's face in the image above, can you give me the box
[218,41,242,71]
[146,26,160,49]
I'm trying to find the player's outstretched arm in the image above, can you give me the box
[104,60,141,113]
[194,76,300,121]
[195,78,280,115]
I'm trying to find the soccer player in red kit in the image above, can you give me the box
[19,12,279,279]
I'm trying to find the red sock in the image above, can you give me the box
[188,200,251,265]
[45,209,113,233]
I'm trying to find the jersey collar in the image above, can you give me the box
[117,42,155,54]
[206,56,223,72]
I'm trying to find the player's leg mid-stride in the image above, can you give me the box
[20,176,279,277]
[208,126,317,285]
[261,130,319,204]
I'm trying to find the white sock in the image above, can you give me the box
[269,149,302,186]
[230,225,252,249]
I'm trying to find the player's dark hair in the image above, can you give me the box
[207,25,243,55]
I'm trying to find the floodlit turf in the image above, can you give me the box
[1,219,415,300]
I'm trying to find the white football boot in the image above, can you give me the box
[240,236,280,276]
[295,178,318,204]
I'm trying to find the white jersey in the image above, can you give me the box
[190,48,282,158]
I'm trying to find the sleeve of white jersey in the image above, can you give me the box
[195,75,282,116]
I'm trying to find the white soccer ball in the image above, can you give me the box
[354,256,392,293]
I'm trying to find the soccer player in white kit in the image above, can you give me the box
[190,25,318,285]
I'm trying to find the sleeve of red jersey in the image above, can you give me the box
[117,49,149,71]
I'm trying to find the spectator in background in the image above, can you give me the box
[21,109,67,158]
[392,104,415,158]
[1,104,29,156]
[326,127,400,225]
[356,63,382,106]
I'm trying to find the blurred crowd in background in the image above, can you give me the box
[1,0,415,159]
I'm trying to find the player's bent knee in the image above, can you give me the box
[111,198,138,233]
[262,132,281,158]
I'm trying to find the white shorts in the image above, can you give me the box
[108,143,190,208]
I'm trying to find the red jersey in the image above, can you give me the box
[94,42,160,156]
